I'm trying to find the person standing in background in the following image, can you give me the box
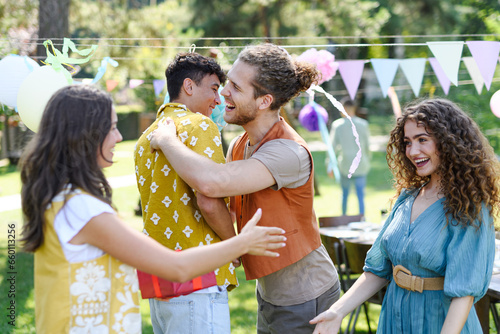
[329,97,371,216]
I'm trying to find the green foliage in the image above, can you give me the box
[0,0,38,55]
[70,0,202,81]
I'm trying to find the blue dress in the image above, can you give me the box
[364,189,495,333]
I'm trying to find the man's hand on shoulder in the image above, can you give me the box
[150,117,178,152]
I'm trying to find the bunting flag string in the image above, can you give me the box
[82,40,500,101]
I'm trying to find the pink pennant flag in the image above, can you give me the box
[153,79,166,97]
[129,79,144,89]
[466,41,500,91]
[106,80,119,92]
[428,58,451,95]
[337,60,365,100]
[427,41,464,86]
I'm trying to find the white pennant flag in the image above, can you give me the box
[462,57,484,95]
[427,41,464,86]
[399,58,427,97]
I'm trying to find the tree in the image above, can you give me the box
[37,0,70,57]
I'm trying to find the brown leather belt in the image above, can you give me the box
[392,265,444,293]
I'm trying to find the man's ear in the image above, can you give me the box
[257,94,273,110]
[183,78,194,96]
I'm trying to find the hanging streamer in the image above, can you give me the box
[43,38,98,84]
[211,86,228,131]
[92,57,119,84]
[307,90,341,182]
[310,85,362,178]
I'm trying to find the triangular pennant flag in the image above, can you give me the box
[129,79,144,89]
[466,41,500,91]
[399,58,427,97]
[370,59,400,98]
[106,79,119,92]
[428,58,451,95]
[462,57,484,95]
[426,41,464,86]
[153,79,166,97]
[337,60,365,100]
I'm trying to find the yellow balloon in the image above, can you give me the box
[17,66,69,132]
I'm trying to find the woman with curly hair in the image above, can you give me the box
[311,98,500,333]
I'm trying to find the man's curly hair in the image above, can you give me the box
[386,98,500,228]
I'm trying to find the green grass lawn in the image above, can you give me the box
[0,137,497,333]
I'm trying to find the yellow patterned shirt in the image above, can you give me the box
[134,103,237,290]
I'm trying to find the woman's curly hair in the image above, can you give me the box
[386,98,500,228]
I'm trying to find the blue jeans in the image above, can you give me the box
[149,289,230,334]
[340,174,367,216]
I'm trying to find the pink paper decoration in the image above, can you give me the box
[466,41,500,91]
[338,60,365,101]
[129,79,144,89]
[297,48,339,85]
[428,58,451,95]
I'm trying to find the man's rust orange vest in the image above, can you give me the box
[231,118,321,280]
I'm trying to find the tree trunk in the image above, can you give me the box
[36,0,70,58]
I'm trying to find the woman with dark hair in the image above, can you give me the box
[20,84,286,333]
[311,98,500,333]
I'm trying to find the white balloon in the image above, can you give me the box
[0,54,40,108]
[491,90,500,119]
[17,66,69,132]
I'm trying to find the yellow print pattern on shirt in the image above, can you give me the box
[135,103,238,289]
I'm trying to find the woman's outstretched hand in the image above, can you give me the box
[239,208,286,257]
[150,117,177,152]
[310,309,343,334]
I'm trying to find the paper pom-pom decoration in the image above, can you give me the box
[298,102,329,132]
[491,90,500,118]
[297,48,339,85]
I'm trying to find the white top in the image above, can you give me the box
[54,193,114,263]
